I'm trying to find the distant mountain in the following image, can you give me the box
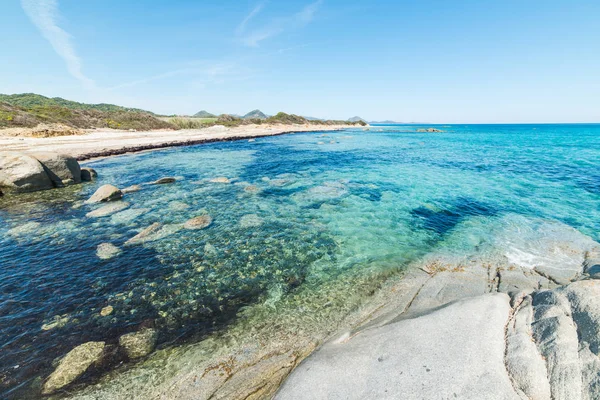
[348,116,367,123]
[303,116,323,121]
[243,109,267,120]
[193,110,216,118]
[369,120,402,124]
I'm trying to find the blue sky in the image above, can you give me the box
[2,0,599,122]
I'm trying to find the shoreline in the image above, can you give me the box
[0,123,360,162]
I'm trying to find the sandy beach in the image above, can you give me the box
[0,123,357,161]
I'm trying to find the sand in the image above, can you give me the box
[0,124,356,161]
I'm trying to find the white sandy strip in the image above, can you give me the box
[0,124,355,160]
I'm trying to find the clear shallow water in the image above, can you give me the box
[1,124,600,397]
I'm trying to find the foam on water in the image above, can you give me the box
[1,124,599,398]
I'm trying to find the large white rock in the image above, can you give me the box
[0,151,53,193]
[86,184,123,203]
[32,152,82,186]
[276,293,519,400]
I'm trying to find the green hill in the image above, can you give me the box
[193,110,216,118]
[243,109,267,120]
[0,93,175,131]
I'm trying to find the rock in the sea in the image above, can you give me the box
[42,341,105,394]
[119,328,158,359]
[32,152,81,186]
[122,184,142,194]
[184,215,212,230]
[417,128,443,132]
[240,214,263,228]
[0,152,53,193]
[41,314,70,331]
[86,184,123,203]
[96,243,122,260]
[243,185,260,193]
[210,177,230,184]
[86,202,130,218]
[80,167,97,182]
[125,222,162,245]
[100,305,114,317]
[152,177,176,185]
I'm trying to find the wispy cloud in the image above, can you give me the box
[237,0,323,47]
[236,1,266,35]
[21,0,95,89]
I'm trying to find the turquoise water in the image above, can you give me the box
[1,124,600,398]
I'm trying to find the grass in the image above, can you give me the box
[166,117,218,129]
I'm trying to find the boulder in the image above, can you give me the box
[119,328,158,359]
[96,243,123,260]
[125,223,162,245]
[33,152,81,186]
[81,167,98,182]
[276,294,519,400]
[122,184,142,194]
[0,152,53,193]
[42,341,105,394]
[86,202,130,218]
[152,177,176,185]
[210,177,230,184]
[184,215,212,230]
[86,184,123,203]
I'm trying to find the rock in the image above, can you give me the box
[119,328,158,359]
[125,223,162,245]
[0,152,53,193]
[184,215,212,230]
[240,214,263,228]
[122,184,142,194]
[42,341,105,394]
[276,294,519,400]
[243,185,260,193]
[86,202,130,218]
[248,138,256,142]
[96,243,122,260]
[210,177,230,184]
[417,128,443,132]
[100,305,113,317]
[86,184,123,203]
[32,152,81,186]
[168,201,190,211]
[152,177,176,185]
[110,208,149,224]
[80,167,98,182]
[584,247,600,279]
[41,315,70,331]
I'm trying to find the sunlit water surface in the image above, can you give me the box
[1,124,600,398]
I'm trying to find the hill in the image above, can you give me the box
[243,109,268,120]
[193,110,216,118]
[0,93,155,115]
[0,93,175,132]
[348,116,367,123]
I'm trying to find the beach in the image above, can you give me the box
[0,123,357,161]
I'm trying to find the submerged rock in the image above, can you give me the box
[122,184,142,194]
[100,305,114,317]
[80,167,97,182]
[41,314,70,331]
[152,177,176,185]
[42,341,105,394]
[32,152,81,186]
[86,184,123,203]
[86,202,130,218]
[0,152,53,193]
[184,215,212,230]
[119,328,158,359]
[240,214,263,228]
[210,177,230,184]
[96,243,122,260]
[125,223,162,245]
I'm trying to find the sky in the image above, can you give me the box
[1,0,599,123]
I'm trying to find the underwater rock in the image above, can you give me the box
[86,184,123,203]
[152,177,176,185]
[110,208,149,224]
[100,305,114,317]
[125,223,162,245]
[122,184,142,194]
[96,243,122,260]
[80,167,97,182]
[240,214,263,228]
[244,185,260,193]
[0,152,53,193]
[118,328,158,359]
[417,128,443,132]
[86,202,130,218]
[7,221,41,237]
[32,152,81,186]
[42,341,105,394]
[210,177,230,183]
[184,215,212,230]
[41,315,70,331]
[168,201,190,211]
